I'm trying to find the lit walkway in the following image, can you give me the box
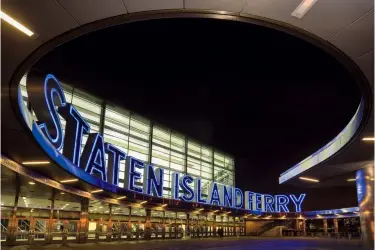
[3,237,363,250]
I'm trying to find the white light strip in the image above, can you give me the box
[347,178,356,182]
[60,178,79,183]
[362,137,374,141]
[299,176,319,183]
[23,161,50,165]
[0,11,34,36]
[291,0,318,19]
[91,189,103,194]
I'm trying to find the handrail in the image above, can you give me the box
[279,98,364,184]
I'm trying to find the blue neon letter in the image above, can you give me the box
[124,157,144,193]
[80,133,107,181]
[262,194,275,212]
[194,178,206,203]
[275,195,290,212]
[58,104,90,167]
[245,191,255,210]
[179,175,195,202]
[208,182,221,206]
[234,188,243,209]
[105,143,126,186]
[143,165,164,197]
[223,186,233,208]
[26,72,66,150]
[171,172,180,200]
[289,194,306,212]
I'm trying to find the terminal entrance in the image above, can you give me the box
[0,166,245,246]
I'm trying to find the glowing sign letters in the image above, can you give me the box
[23,72,306,213]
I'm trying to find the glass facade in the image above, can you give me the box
[19,75,235,196]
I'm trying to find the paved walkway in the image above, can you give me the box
[4,237,364,250]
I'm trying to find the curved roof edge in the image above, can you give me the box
[279,98,366,184]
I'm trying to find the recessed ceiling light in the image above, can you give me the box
[28,181,35,185]
[60,178,78,183]
[116,196,126,200]
[362,137,374,141]
[91,189,103,194]
[22,161,50,165]
[291,0,318,19]
[139,201,147,205]
[213,210,219,213]
[60,192,65,195]
[0,11,34,37]
[347,178,356,182]
[299,177,319,183]
[161,204,167,207]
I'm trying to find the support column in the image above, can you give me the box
[333,218,338,237]
[106,204,113,241]
[233,217,237,237]
[78,198,89,243]
[221,216,224,237]
[127,207,132,239]
[162,211,166,239]
[213,215,217,237]
[47,190,55,243]
[356,165,374,249]
[302,220,307,236]
[145,209,152,240]
[186,213,190,238]
[323,219,328,237]
[7,177,20,245]
[175,212,178,238]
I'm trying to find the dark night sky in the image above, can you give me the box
[34,18,361,210]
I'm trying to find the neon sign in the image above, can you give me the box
[22,71,306,213]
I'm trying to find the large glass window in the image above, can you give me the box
[19,74,235,191]
[152,126,186,198]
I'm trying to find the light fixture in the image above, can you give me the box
[91,189,103,194]
[0,11,34,37]
[299,177,319,183]
[291,0,318,19]
[140,201,147,205]
[60,178,78,183]
[227,211,232,214]
[347,178,356,182]
[161,204,167,208]
[197,208,204,211]
[116,196,127,200]
[28,181,35,185]
[22,161,49,165]
[213,210,219,213]
[317,214,322,218]
[362,137,374,141]
[60,192,65,195]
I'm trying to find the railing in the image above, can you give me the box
[35,221,46,232]
[258,219,294,236]
[1,224,8,232]
[17,220,30,232]
[279,98,364,184]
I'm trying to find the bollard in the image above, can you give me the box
[62,230,68,246]
[28,230,34,245]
